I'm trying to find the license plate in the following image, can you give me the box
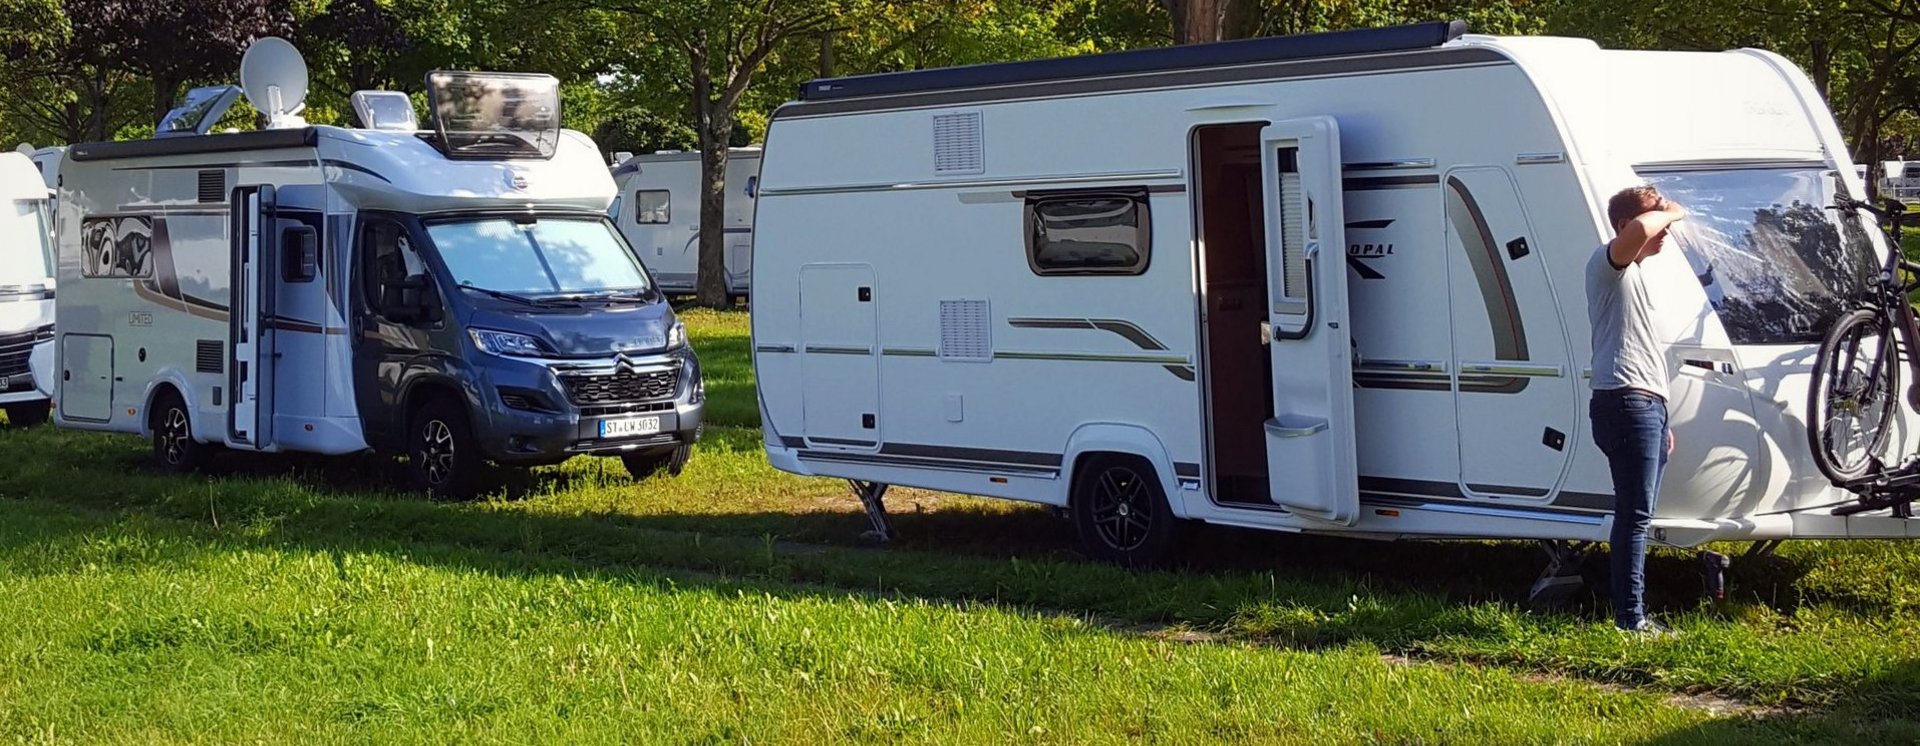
[599,416,662,439]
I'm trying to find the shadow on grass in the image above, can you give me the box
[1639,660,1920,743]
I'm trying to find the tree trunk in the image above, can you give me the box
[152,74,179,129]
[688,39,733,310]
[1166,0,1233,45]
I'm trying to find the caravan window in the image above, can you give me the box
[1642,165,1878,345]
[1024,189,1151,276]
[634,190,670,224]
[78,215,153,279]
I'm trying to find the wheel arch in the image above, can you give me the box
[1061,423,1188,519]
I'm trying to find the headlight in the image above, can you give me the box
[666,319,687,350]
[469,328,548,357]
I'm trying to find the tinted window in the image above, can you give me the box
[361,220,423,312]
[1643,166,1878,345]
[1025,190,1150,276]
[635,190,670,224]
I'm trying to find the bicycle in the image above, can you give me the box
[1807,195,1917,488]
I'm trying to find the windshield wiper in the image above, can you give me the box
[460,284,580,308]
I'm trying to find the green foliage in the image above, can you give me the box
[1,312,1918,742]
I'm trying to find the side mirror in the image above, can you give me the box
[281,225,318,282]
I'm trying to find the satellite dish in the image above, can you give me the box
[240,37,309,129]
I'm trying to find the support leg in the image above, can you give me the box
[1527,540,1590,609]
[850,480,894,543]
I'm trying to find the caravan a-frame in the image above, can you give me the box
[752,21,1920,566]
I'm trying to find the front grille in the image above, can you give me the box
[0,329,42,378]
[561,367,679,405]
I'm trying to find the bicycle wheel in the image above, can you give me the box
[1807,308,1902,483]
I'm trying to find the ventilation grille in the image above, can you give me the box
[932,111,984,175]
[197,170,226,204]
[195,339,223,374]
[938,299,992,362]
[1278,171,1308,301]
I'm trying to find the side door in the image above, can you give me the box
[350,217,439,448]
[799,263,880,449]
[1260,116,1359,524]
[263,186,328,441]
[228,185,274,448]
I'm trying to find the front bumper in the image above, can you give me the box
[472,348,706,465]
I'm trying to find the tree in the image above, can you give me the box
[1164,0,1236,44]
[65,0,295,126]
[597,0,839,309]
[0,0,135,143]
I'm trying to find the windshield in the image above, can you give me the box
[0,199,54,286]
[1640,165,1878,345]
[425,217,651,297]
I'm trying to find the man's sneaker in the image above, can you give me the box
[1617,618,1680,638]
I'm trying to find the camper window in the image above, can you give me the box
[1024,189,1151,276]
[1643,165,1878,345]
[634,190,670,224]
[78,215,154,279]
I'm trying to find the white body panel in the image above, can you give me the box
[52,126,615,453]
[610,150,760,295]
[754,35,1917,544]
[0,151,55,409]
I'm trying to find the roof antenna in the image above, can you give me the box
[240,37,309,130]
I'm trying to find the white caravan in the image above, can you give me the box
[753,21,1918,570]
[54,40,706,496]
[609,148,760,297]
[0,150,55,426]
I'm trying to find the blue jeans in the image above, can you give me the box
[1589,388,1668,629]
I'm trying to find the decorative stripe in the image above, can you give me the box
[1442,175,1529,395]
[1345,159,1435,171]
[322,159,391,183]
[755,344,797,354]
[995,351,1190,364]
[760,169,1184,198]
[0,289,53,303]
[264,316,347,336]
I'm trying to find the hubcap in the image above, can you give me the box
[418,419,455,485]
[159,408,189,465]
[1088,466,1153,551]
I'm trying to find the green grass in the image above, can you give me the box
[0,310,1917,742]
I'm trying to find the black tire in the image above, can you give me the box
[1808,308,1902,484]
[1071,454,1182,568]
[149,391,208,473]
[621,443,692,481]
[2,402,49,427]
[409,396,482,500]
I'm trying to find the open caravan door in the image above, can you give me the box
[227,184,275,450]
[1260,116,1358,524]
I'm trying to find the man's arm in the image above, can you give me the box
[1606,200,1687,269]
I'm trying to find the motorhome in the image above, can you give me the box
[55,39,705,497]
[752,21,1918,570]
[0,150,55,426]
[609,148,760,298]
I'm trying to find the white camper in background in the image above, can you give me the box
[55,40,706,496]
[0,150,55,426]
[753,21,1918,572]
[609,148,760,298]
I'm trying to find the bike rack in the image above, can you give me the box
[1831,457,1920,518]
